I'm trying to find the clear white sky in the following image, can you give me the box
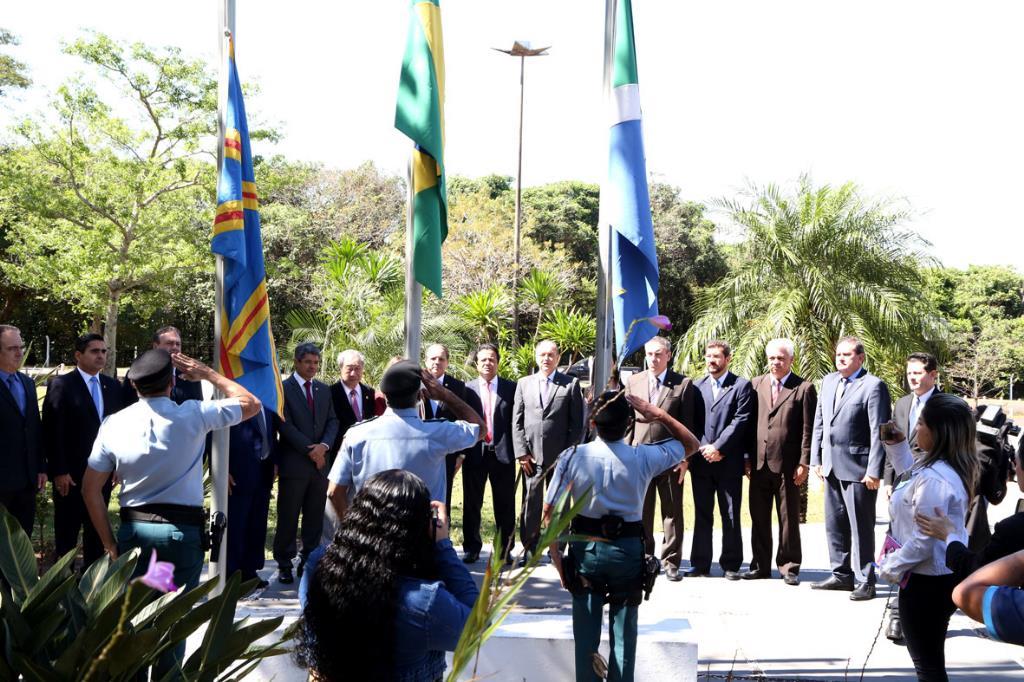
[4,0,1022,268]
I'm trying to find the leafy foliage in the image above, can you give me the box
[677,176,946,390]
[0,28,30,97]
[0,507,291,680]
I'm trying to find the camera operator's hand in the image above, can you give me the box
[430,501,450,542]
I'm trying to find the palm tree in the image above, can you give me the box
[678,177,946,389]
[538,308,596,366]
[518,268,566,340]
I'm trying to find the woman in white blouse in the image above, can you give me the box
[879,393,979,682]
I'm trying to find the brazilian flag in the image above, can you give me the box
[395,0,447,298]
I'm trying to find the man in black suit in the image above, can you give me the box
[328,349,375,461]
[689,340,753,580]
[423,343,482,511]
[273,342,339,584]
[122,326,204,405]
[42,333,125,567]
[0,324,45,534]
[462,343,517,564]
[227,406,277,589]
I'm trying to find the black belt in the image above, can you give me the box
[120,503,205,526]
[571,515,644,539]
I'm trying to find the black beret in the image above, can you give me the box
[380,360,423,397]
[127,349,173,386]
[591,390,632,427]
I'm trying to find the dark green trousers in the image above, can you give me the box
[569,537,643,682]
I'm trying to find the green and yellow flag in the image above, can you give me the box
[395,0,447,298]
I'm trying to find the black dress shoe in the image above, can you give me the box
[462,551,480,564]
[684,566,711,577]
[516,551,533,568]
[783,574,800,586]
[256,578,270,590]
[724,570,742,581]
[850,582,876,601]
[278,567,294,585]
[741,570,770,580]
[811,576,855,591]
[665,566,682,582]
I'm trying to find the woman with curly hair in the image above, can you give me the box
[295,468,478,681]
[878,393,980,682]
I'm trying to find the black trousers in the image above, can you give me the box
[899,572,957,682]
[748,466,802,577]
[690,471,744,572]
[0,485,37,536]
[53,481,111,568]
[462,448,516,557]
[273,473,327,568]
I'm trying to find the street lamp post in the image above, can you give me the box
[494,41,549,342]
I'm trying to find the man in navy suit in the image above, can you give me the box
[328,349,375,461]
[273,342,339,584]
[227,406,277,589]
[688,340,752,579]
[462,343,517,564]
[0,325,45,534]
[42,333,125,567]
[811,336,892,600]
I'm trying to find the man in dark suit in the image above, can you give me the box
[743,338,816,586]
[273,342,339,584]
[423,343,483,512]
[328,349,375,461]
[689,340,753,580]
[463,343,517,564]
[121,326,204,405]
[626,335,703,581]
[0,324,45,534]
[41,333,125,567]
[883,351,939,641]
[512,339,584,564]
[227,406,277,589]
[811,336,892,600]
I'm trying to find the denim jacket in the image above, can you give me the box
[300,538,479,681]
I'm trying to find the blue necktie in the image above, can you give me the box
[7,375,24,415]
[89,376,103,418]
[909,396,921,433]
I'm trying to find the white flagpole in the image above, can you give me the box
[404,157,423,361]
[211,0,236,595]
[593,0,618,393]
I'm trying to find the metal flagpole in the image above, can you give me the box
[404,157,422,361]
[210,0,236,595]
[592,0,618,393]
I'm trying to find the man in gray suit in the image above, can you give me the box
[811,336,891,600]
[273,342,339,584]
[513,339,584,564]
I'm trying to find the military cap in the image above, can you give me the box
[127,349,173,387]
[380,360,423,397]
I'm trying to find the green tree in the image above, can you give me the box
[678,177,946,389]
[0,33,220,372]
[0,28,30,96]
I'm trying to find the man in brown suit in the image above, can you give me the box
[627,335,704,581]
[743,338,816,586]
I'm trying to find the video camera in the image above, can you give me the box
[975,404,1019,500]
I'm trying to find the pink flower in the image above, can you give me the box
[136,549,178,593]
[648,315,672,331]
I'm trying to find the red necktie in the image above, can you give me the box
[349,388,362,422]
[304,380,315,415]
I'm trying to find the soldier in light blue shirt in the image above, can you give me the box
[327,360,484,519]
[545,391,699,682]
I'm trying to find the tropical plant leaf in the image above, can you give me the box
[0,506,40,604]
[21,548,76,616]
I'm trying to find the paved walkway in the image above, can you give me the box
[241,487,1024,681]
